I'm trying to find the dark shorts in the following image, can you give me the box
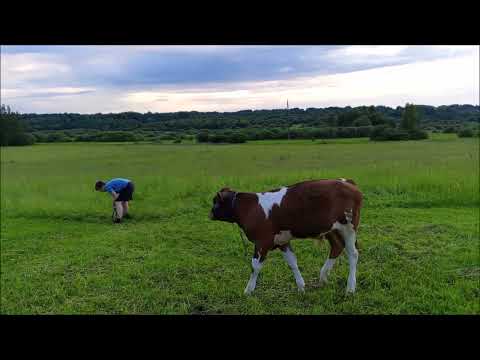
[115,182,134,202]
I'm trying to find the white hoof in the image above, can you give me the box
[244,285,255,295]
[346,278,356,294]
[297,278,306,291]
[346,287,356,294]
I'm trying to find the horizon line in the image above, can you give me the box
[9,103,479,116]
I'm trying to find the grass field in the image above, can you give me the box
[1,134,479,314]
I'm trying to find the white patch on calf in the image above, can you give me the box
[344,208,353,223]
[273,230,293,246]
[256,187,288,219]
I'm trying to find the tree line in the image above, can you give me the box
[2,103,478,146]
[19,104,479,132]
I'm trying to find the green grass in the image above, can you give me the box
[1,134,479,314]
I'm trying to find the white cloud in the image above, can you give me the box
[336,45,410,57]
[1,53,71,87]
[326,45,477,66]
[118,52,478,112]
[2,87,96,99]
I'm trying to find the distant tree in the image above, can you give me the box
[196,131,210,143]
[353,115,372,127]
[228,133,247,143]
[370,126,409,141]
[96,131,138,142]
[443,126,457,133]
[370,124,427,141]
[325,114,338,127]
[9,133,36,145]
[356,126,374,137]
[401,103,420,131]
[33,132,48,143]
[210,134,227,143]
[46,132,69,142]
[1,104,35,146]
[408,129,429,140]
[458,128,474,137]
[370,125,389,140]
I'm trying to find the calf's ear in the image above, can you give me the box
[217,187,233,201]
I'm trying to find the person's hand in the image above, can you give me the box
[111,191,119,201]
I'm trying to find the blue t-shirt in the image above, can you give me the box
[104,178,130,194]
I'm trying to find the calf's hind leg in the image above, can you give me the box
[319,231,344,285]
[333,221,359,294]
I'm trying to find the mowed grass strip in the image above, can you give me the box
[1,134,479,314]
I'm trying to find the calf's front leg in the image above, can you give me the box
[281,244,305,292]
[244,248,268,295]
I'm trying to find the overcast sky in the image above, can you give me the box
[1,45,478,114]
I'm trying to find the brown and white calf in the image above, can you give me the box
[209,179,363,294]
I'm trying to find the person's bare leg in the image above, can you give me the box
[114,201,123,221]
[122,201,130,218]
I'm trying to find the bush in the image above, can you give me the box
[158,133,177,141]
[370,125,389,140]
[227,133,247,143]
[458,129,474,138]
[196,131,246,144]
[443,126,457,134]
[33,133,48,142]
[408,129,429,140]
[74,134,97,142]
[9,133,36,146]
[196,132,209,143]
[356,126,373,138]
[173,138,182,143]
[370,125,428,141]
[96,131,138,142]
[46,132,69,142]
[387,129,410,141]
[314,127,336,139]
[370,126,408,141]
[209,134,227,143]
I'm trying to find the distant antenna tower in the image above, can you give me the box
[286,99,290,140]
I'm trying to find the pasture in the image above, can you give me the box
[1,134,479,314]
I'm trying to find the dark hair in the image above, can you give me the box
[95,180,105,190]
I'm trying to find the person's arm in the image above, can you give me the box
[111,191,119,203]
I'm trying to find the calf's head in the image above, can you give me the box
[210,187,236,223]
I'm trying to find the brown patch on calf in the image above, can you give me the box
[326,230,345,258]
